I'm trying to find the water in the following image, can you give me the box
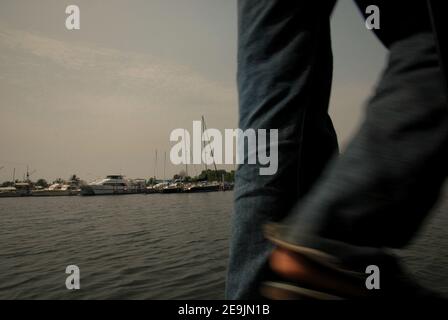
[0,190,447,299]
[0,192,232,299]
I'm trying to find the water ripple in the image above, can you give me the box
[1,190,447,299]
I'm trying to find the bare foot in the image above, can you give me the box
[269,247,365,297]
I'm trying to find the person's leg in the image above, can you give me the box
[427,1,448,85]
[226,0,337,299]
[269,0,448,271]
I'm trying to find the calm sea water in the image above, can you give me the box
[0,190,447,299]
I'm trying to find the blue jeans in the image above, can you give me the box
[227,0,448,299]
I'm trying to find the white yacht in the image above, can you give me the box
[0,168,35,197]
[80,175,145,196]
[32,183,80,197]
[0,182,32,197]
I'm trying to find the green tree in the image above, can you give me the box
[147,177,157,186]
[1,181,14,187]
[69,174,80,183]
[194,169,234,182]
[35,179,49,188]
[53,178,64,184]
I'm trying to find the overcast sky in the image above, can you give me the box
[0,0,387,182]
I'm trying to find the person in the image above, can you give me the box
[226,0,448,299]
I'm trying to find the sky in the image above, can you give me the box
[0,0,387,182]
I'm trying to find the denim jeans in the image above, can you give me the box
[227,0,448,299]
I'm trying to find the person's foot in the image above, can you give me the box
[266,246,366,299]
[262,223,444,300]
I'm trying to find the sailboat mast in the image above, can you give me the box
[201,116,208,172]
[183,129,188,177]
[202,116,218,173]
[154,149,158,180]
[201,115,218,182]
[164,151,166,181]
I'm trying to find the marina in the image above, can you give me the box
[0,116,234,198]
[0,173,234,198]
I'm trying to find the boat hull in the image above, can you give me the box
[184,184,222,193]
[0,192,32,198]
[160,187,183,194]
[32,190,80,197]
[80,185,142,196]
